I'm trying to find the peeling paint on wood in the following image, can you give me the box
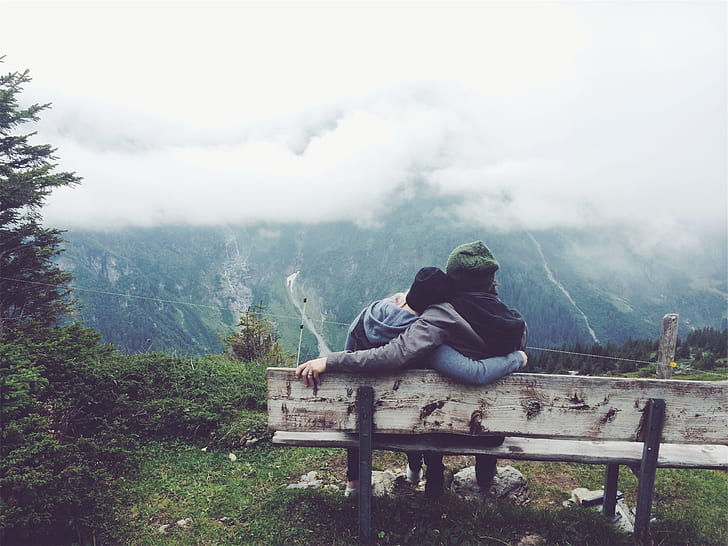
[469,410,484,434]
[420,400,445,419]
[522,399,542,419]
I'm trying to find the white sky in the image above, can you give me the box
[2,0,726,248]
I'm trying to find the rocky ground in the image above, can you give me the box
[286,455,635,544]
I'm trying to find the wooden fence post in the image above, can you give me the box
[656,314,679,379]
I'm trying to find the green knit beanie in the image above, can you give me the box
[445,240,499,289]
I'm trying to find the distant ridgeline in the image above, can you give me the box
[57,206,727,360]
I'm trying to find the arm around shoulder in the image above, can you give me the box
[428,346,526,385]
[326,314,449,373]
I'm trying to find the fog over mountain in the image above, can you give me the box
[1,1,724,258]
[59,210,727,358]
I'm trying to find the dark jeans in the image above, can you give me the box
[347,434,503,496]
[345,448,444,491]
[407,451,446,497]
[346,448,359,482]
[411,453,497,497]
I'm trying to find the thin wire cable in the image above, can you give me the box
[0,276,352,325]
[1,275,659,364]
[525,346,655,365]
[1,276,222,311]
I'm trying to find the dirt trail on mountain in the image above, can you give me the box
[286,271,332,358]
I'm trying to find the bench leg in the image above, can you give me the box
[603,464,620,522]
[358,386,374,541]
[634,398,665,544]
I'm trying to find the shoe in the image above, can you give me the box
[345,479,359,498]
[405,464,424,484]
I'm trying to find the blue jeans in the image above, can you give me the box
[428,346,523,385]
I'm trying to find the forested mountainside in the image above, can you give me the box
[58,199,727,358]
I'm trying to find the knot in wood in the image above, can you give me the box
[600,407,619,424]
[523,399,542,419]
[420,400,445,420]
[469,410,484,434]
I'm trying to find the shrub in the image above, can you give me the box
[1,416,131,544]
[96,352,269,440]
[1,324,134,544]
[1,320,274,542]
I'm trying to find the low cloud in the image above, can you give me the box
[42,78,726,250]
[1,1,721,250]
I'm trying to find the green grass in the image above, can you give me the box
[114,411,727,546]
[674,369,728,381]
[118,436,343,544]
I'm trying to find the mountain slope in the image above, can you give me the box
[58,204,727,357]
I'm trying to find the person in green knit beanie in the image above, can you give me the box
[438,240,524,490]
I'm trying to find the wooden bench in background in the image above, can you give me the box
[267,368,727,542]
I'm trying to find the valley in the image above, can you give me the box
[59,209,727,357]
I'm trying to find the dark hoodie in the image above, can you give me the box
[449,291,526,358]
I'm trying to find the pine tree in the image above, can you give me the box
[222,302,292,365]
[0,59,81,334]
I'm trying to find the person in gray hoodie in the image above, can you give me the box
[341,266,526,496]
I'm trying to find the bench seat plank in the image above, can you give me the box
[271,431,728,470]
[267,368,728,444]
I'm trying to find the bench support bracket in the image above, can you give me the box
[634,398,665,543]
[358,386,374,541]
[602,463,621,522]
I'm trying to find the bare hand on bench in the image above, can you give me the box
[295,357,328,387]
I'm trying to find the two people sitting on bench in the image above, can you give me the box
[296,240,527,497]
[342,265,526,497]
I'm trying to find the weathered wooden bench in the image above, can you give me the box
[267,368,728,542]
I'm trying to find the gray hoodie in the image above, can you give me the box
[344,298,417,351]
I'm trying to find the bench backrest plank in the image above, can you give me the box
[267,368,728,445]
